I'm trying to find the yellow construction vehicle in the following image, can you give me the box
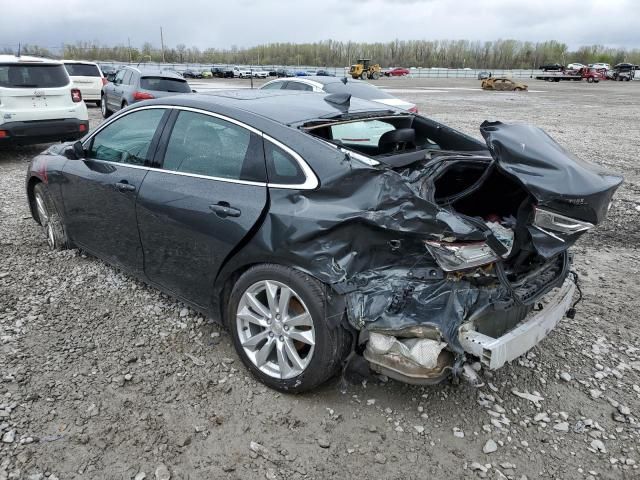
[349,59,382,80]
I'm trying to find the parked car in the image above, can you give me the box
[25,90,622,391]
[201,70,213,78]
[211,66,233,78]
[481,77,528,91]
[62,60,106,106]
[100,66,192,118]
[294,71,310,76]
[566,63,586,70]
[276,68,295,77]
[0,55,88,145]
[252,69,269,79]
[539,63,564,71]
[384,67,410,76]
[611,63,635,81]
[231,66,253,78]
[590,63,611,71]
[183,69,203,79]
[477,71,491,80]
[260,76,418,112]
[315,69,335,77]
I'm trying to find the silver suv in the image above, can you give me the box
[100,66,192,118]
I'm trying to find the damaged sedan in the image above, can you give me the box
[25,90,622,392]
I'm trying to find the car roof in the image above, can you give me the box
[0,55,62,65]
[144,89,397,126]
[128,66,185,80]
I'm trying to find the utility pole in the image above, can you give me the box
[160,27,166,63]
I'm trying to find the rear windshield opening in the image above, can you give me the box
[323,81,394,100]
[0,63,69,88]
[140,76,190,93]
[64,63,101,77]
[304,115,485,162]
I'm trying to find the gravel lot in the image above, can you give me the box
[1,78,639,480]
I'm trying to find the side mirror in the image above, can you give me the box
[64,141,85,160]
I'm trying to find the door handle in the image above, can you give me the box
[115,181,136,192]
[209,202,241,218]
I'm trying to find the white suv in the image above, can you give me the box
[62,60,106,106]
[0,55,89,145]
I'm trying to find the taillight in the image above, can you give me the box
[133,91,155,100]
[0,130,8,138]
[79,124,87,133]
[71,88,82,103]
[101,77,108,86]
[408,106,419,114]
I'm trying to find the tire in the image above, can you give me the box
[101,94,112,118]
[360,72,368,80]
[122,100,128,109]
[587,77,593,83]
[372,72,380,80]
[94,101,101,107]
[227,264,351,393]
[33,183,69,251]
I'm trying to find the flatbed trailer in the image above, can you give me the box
[535,71,583,82]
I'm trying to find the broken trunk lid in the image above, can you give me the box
[480,121,623,224]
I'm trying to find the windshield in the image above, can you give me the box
[64,63,101,77]
[140,76,190,93]
[0,63,69,88]
[323,81,394,100]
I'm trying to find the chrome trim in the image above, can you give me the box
[83,105,320,190]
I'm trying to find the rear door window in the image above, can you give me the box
[0,64,69,88]
[88,109,166,165]
[140,77,190,93]
[122,70,133,85]
[64,63,101,77]
[162,111,265,182]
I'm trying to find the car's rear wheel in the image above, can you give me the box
[33,183,68,250]
[228,264,350,393]
[101,95,112,118]
[360,72,368,80]
[372,72,380,80]
[122,100,128,109]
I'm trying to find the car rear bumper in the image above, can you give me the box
[0,118,89,145]
[458,278,575,369]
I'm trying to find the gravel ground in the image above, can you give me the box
[1,79,639,480]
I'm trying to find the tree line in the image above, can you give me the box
[4,39,639,68]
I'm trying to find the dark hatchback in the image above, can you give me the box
[26,90,622,392]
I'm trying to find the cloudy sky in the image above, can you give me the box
[1,0,638,51]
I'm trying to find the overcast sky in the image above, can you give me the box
[1,0,638,51]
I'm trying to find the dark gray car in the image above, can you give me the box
[100,66,191,118]
[26,90,621,393]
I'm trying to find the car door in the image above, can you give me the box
[61,107,169,275]
[108,69,126,110]
[136,109,268,308]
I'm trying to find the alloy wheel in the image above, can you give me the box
[101,96,107,116]
[35,192,54,249]
[236,280,315,379]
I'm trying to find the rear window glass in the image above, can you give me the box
[140,77,190,93]
[331,120,395,147]
[323,81,393,100]
[64,63,101,77]
[0,64,69,88]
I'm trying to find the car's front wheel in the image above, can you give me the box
[33,183,68,250]
[101,95,112,118]
[228,264,350,393]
